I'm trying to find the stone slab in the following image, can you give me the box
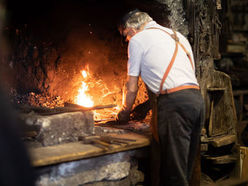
[20,111,94,146]
[35,150,146,186]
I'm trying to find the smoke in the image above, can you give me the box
[155,0,189,36]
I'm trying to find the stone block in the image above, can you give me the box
[20,111,94,146]
[35,150,145,186]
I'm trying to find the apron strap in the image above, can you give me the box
[147,27,195,94]
[147,87,160,143]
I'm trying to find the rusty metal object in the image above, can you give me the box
[15,103,117,115]
[64,102,117,110]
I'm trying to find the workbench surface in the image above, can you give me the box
[29,132,151,167]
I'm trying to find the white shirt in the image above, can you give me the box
[127,21,199,94]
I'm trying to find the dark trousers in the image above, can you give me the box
[151,89,205,186]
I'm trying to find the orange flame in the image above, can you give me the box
[76,69,94,107]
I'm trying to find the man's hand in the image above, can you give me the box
[116,108,130,124]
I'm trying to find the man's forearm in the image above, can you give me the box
[123,89,137,111]
[123,75,139,111]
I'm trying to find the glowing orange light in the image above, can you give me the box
[76,69,94,107]
[82,70,87,78]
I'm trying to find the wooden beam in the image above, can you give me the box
[209,134,236,147]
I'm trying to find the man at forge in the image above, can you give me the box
[117,10,205,186]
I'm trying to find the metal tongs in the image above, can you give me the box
[78,135,136,151]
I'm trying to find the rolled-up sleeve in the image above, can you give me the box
[127,39,143,77]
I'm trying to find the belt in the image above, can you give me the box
[159,84,200,95]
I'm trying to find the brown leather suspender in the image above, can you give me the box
[147,27,199,94]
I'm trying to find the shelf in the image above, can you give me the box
[233,90,248,96]
[207,87,226,92]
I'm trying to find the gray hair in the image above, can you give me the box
[124,11,153,30]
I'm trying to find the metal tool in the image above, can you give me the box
[78,135,136,150]
[78,135,110,151]
[100,136,136,145]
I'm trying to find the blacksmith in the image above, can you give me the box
[117,10,205,186]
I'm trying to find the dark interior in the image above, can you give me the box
[1,0,170,107]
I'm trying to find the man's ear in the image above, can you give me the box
[130,28,137,35]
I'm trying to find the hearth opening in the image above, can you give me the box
[2,0,168,122]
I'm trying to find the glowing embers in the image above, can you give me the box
[76,68,94,107]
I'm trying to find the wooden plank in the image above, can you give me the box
[227,44,246,53]
[209,178,248,186]
[205,154,238,164]
[208,100,214,136]
[237,121,248,145]
[233,90,248,96]
[207,87,226,91]
[29,132,150,167]
[209,134,236,147]
[241,146,248,180]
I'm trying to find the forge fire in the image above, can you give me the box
[76,68,94,107]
